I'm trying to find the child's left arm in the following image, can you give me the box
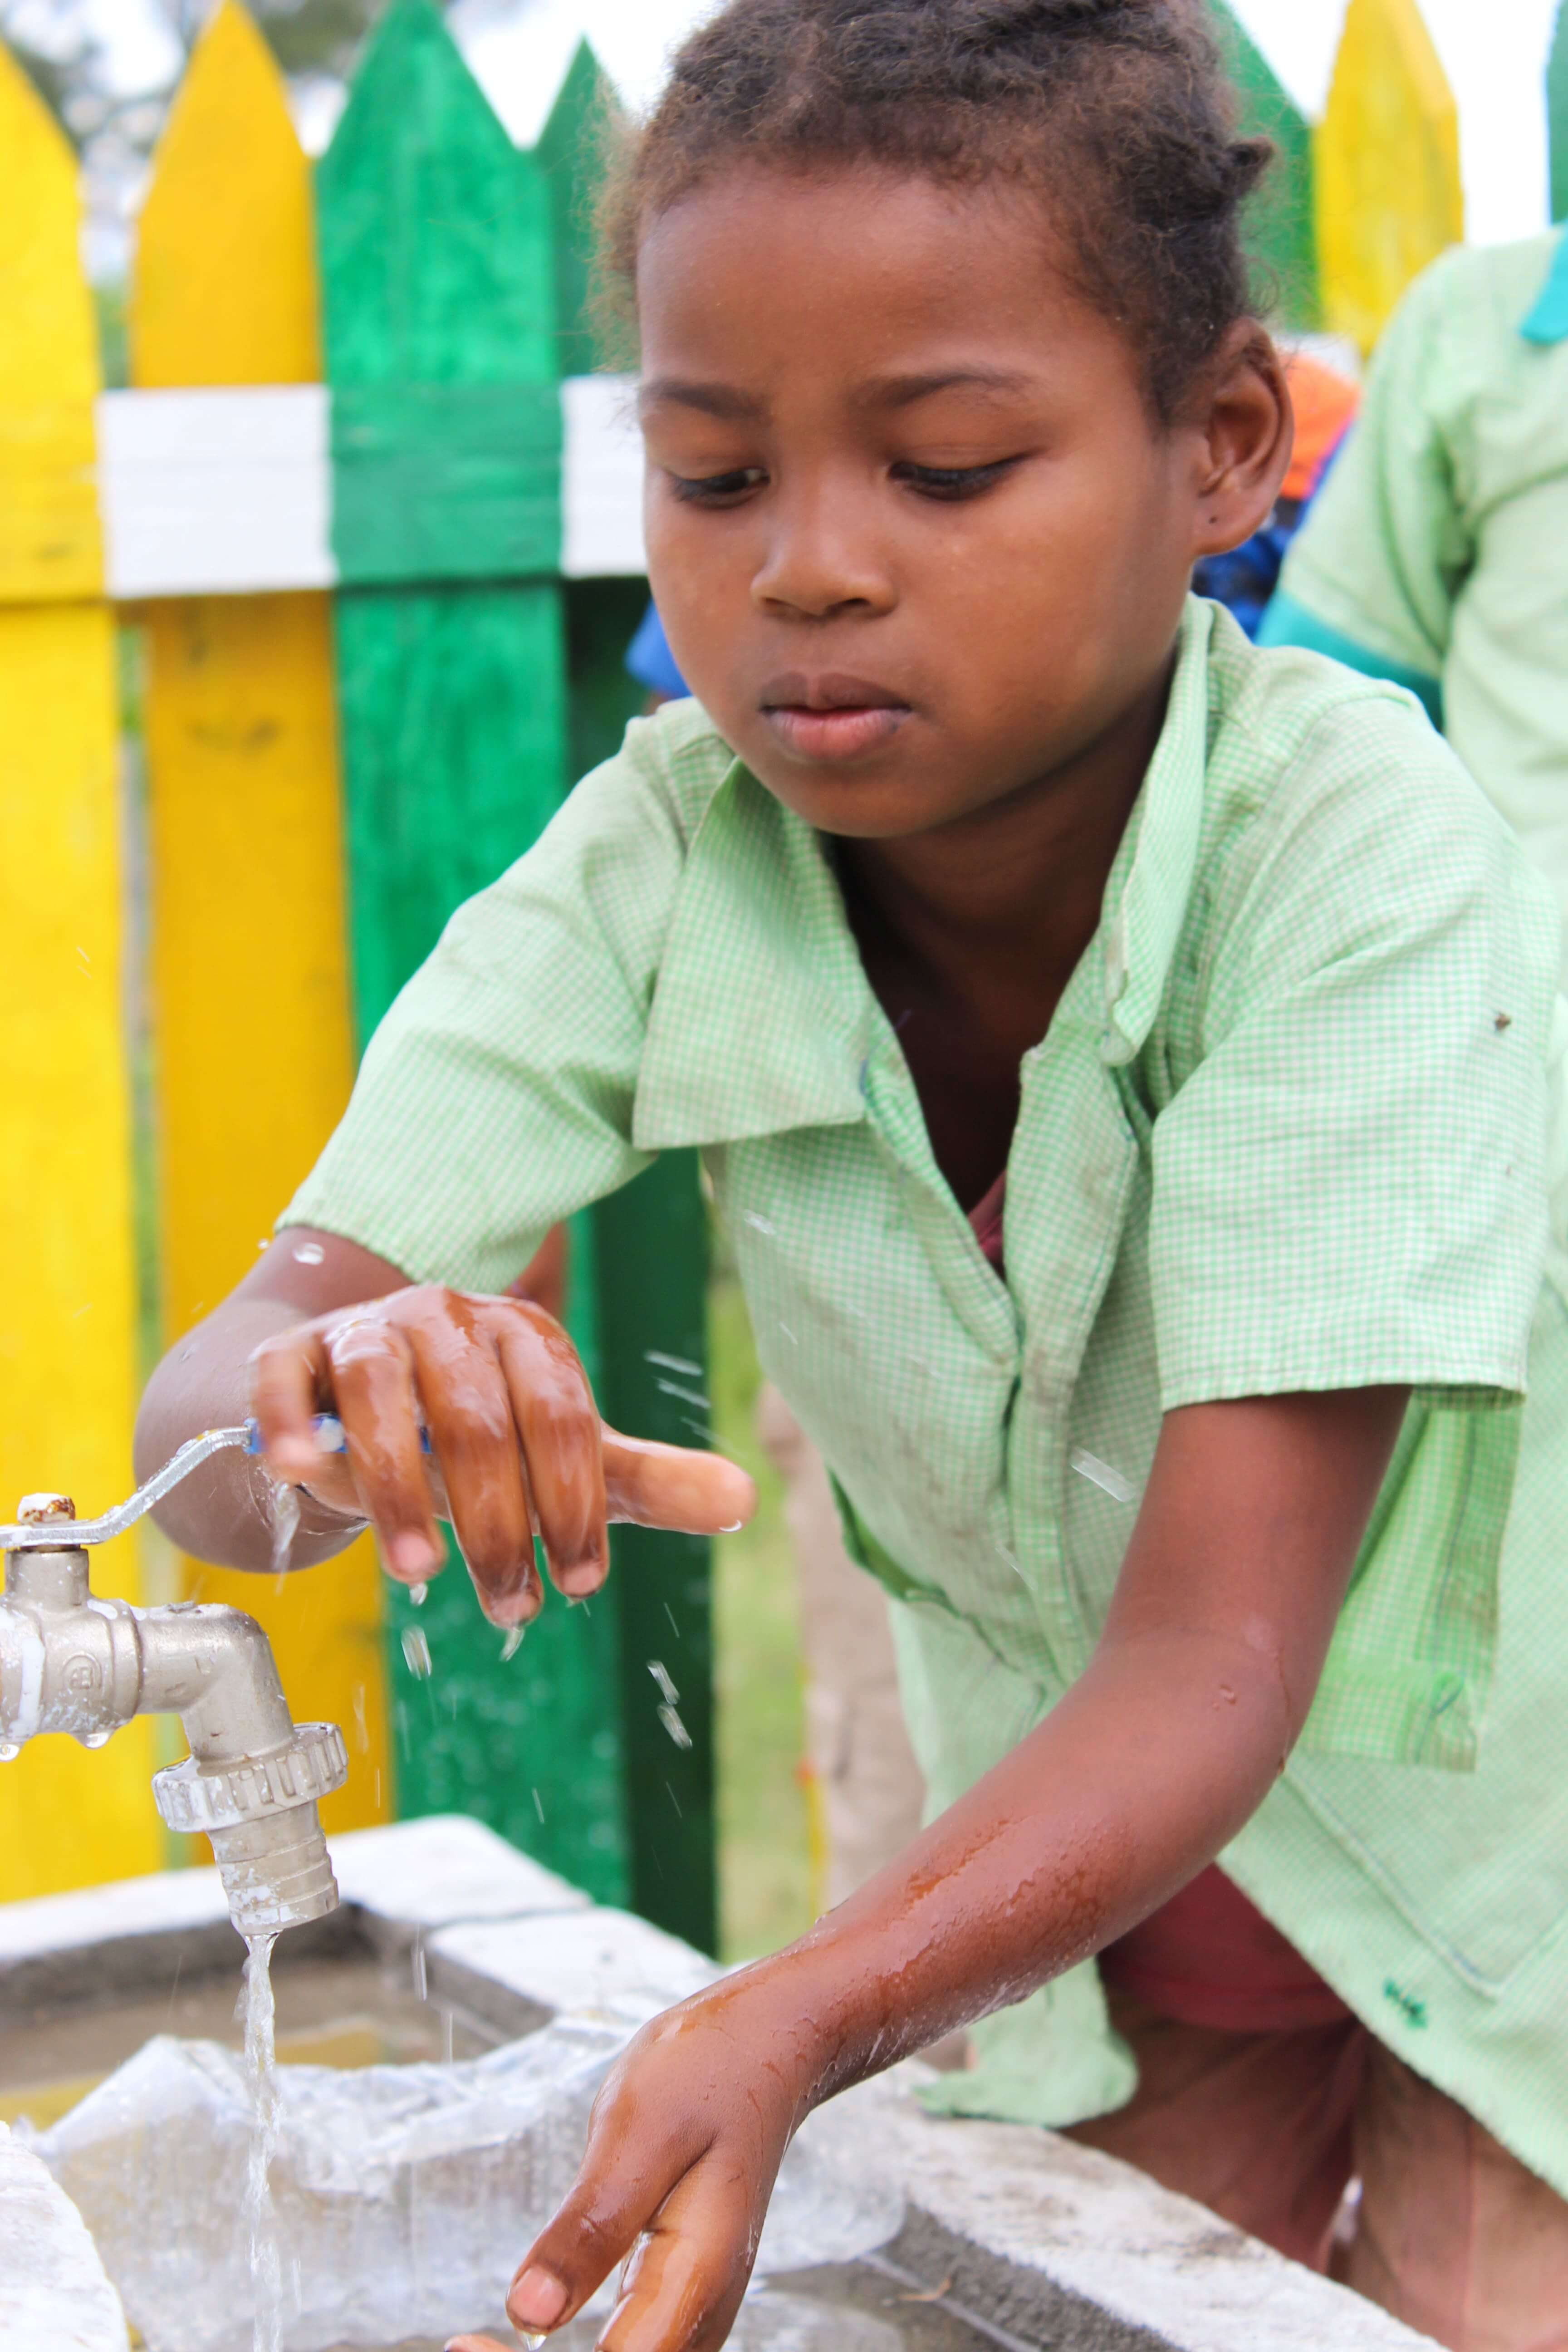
[456,1379,1406,2352]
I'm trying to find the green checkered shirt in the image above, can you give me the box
[289,598,1568,2185]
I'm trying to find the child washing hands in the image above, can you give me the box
[137,1,1568,2343]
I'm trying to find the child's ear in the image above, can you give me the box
[1186,323,1293,560]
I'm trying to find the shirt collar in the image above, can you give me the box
[632,595,1216,1146]
[1521,229,1568,347]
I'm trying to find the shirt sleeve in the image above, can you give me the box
[1150,694,1558,1411]
[281,710,717,1293]
[1263,251,1476,708]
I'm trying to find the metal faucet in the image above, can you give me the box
[0,1462,348,1939]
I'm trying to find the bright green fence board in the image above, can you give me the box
[315,0,555,388]
[1211,0,1320,328]
[331,382,561,585]
[1552,1,1568,223]
[535,39,615,376]
[317,0,628,1901]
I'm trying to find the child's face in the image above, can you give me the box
[637,164,1286,840]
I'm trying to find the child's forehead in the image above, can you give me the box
[635,165,1123,381]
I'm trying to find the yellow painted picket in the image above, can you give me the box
[134,0,391,1837]
[0,49,161,1896]
[1316,0,1464,353]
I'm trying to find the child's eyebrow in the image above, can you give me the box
[639,378,768,421]
[854,367,1036,411]
[637,366,1035,423]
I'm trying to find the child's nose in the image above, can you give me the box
[751,487,895,620]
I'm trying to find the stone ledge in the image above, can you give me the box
[878,2097,1441,2352]
[426,1904,720,2041]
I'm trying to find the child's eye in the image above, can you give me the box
[667,467,769,507]
[892,457,1022,501]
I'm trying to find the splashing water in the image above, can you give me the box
[401,1625,433,1679]
[648,1660,694,1749]
[500,1624,525,1661]
[408,1580,428,1606]
[267,1478,300,1579]
[241,1933,283,2352]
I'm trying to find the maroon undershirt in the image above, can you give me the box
[967,1171,1349,2032]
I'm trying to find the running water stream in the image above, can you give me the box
[241,1933,283,2352]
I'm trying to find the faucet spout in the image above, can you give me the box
[0,1493,346,1940]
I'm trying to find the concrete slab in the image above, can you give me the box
[0,1867,242,2014]
[0,2120,128,2351]
[427,1905,720,2041]
[329,1813,588,1959]
[879,2094,1441,2352]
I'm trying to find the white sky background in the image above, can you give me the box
[79,0,1561,246]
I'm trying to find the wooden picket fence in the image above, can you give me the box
[0,0,1558,1936]
[0,0,712,1945]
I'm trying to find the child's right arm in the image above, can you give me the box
[134,1226,755,1625]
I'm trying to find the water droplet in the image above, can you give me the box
[292,1240,325,1265]
[81,1728,110,1750]
[658,1702,693,1751]
[500,1624,525,1661]
[409,1581,428,1607]
[742,1210,776,1236]
[401,1626,432,1679]
[532,1787,545,1822]
[645,1349,702,1377]
[647,1659,679,1706]
[0,1742,19,1764]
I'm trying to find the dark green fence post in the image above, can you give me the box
[1210,2,1320,328]
[315,0,628,1904]
[534,49,718,1953]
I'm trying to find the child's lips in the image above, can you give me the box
[761,703,910,760]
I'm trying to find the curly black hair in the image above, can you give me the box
[599,0,1274,420]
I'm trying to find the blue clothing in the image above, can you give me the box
[626,603,691,701]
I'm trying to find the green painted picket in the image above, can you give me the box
[308,0,716,1944]
[1212,0,1320,327]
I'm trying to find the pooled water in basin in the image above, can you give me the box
[30,2002,910,2352]
[349,2265,1006,2352]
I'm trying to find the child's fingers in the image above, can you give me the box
[248,1325,334,1482]
[594,2162,759,2352]
[512,2154,757,2352]
[493,1313,609,1600]
[503,2129,696,2337]
[602,1433,757,1535]
[323,1314,444,1583]
[405,1311,540,1626]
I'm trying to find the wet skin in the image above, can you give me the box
[132,162,1410,2352]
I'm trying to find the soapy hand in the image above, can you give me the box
[249,1284,755,1627]
[446,1970,819,2352]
